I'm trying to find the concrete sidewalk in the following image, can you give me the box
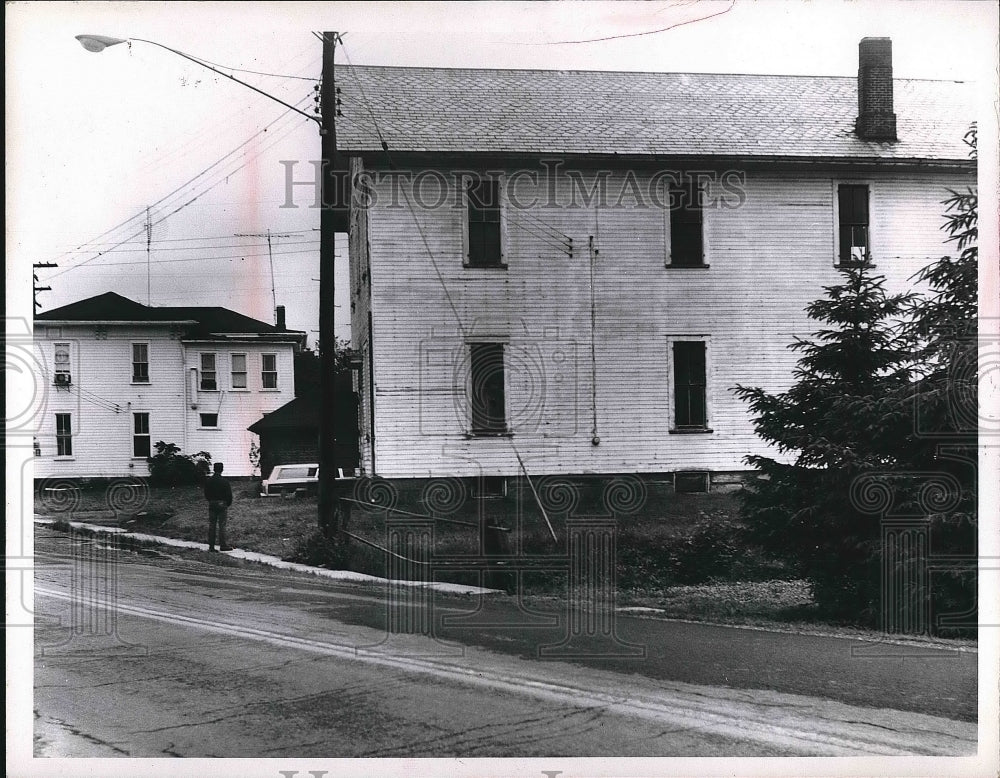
[33,516,497,596]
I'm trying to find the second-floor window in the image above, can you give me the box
[200,353,217,391]
[132,343,150,383]
[55,413,72,457]
[54,343,71,385]
[231,353,247,389]
[466,179,503,268]
[469,342,506,434]
[133,412,151,457]
[838,184,870,266]
[261,354,278,389]
[667,181,704,267]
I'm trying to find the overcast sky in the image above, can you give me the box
[7,1,997,345]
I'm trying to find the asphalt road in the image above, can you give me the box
[31,528,976,758]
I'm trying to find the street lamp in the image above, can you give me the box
[75,35,321,126]
[76,32,347,536]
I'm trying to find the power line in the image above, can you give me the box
[49,89,314,270]
[59,239,318,255]
[46,94,315,282]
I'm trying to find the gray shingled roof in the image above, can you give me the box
[334,66,975,162]
[36,292,304,342]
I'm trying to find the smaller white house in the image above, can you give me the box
[34,292,305,479]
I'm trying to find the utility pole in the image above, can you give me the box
[318,30,349,536]
[33,262,57,310]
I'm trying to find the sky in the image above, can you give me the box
[6,0,998,347]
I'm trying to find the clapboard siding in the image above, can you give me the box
[33,325,296,479]
[185,344,296,475]
[350,163,972,478]
[350,157,376,473]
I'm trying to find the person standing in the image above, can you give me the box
[204,461,233,552]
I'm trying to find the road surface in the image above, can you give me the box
[31,527,976,758]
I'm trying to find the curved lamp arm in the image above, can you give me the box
[75,35,321,127]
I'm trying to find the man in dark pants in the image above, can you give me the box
[204,461,234,552]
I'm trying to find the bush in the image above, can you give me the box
[147,442,212,486]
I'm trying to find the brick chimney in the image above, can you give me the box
[275,305,286,330]
[856,37,897,141]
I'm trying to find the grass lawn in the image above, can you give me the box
[35,482,978,644]
[34,481,809,623]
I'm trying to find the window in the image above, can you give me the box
[54,343,71,384]
[133,412,151,458]
[55,413,72,456]
[261,354,278,389]
[200,353,217,390]
[132,343,150,383]
[469,343,506,434]
[672,341,708,429]
[231,353,247,389]
[466,179,503,268]
[838,184,870,266]
[199,413,219,428]
[472,476,507,498]
[667,180,704,267]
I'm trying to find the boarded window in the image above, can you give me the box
[133,412,151,458]
[838,184,870,265]
[668,181,704,266]
[231,353,247,389]
[56,413,72,457]
[469,343,506,433]
[467,180,502,268]
[673,341,707,428]
[132,343,149,383]
[262,354,278,389]
[200,353,217,391]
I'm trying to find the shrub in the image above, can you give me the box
[147,442,212,486]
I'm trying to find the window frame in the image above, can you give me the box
[666,336,713,433]
[131,342,150,384]
[461,175,508,269]
[198,412,219,429]
[261,353,279,390]
[53,342,72,384]
[231,352,248,390]
[199,352,218,391]
[132,412,151,458]
[663,177,708,269]
[55,412,73,457]
[833,181,874,267]
[467,340,509,436]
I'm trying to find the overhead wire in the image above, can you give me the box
[51,42,322,269]
[50,97,312,270]
[338,42,468,338]
[127,46,321,182]
[45,93,317,282]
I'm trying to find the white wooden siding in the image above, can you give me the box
[33,325,297,479]
[351,164,973,478]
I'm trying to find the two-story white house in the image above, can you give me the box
[334,38,976,495]
[34,292,305,479]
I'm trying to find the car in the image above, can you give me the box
[261,463,319,496]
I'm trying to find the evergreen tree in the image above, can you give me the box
[734,265,917,621]
[897,124,978,633]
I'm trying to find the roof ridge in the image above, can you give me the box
[337,63,969,84]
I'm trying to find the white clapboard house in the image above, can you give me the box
[333,38,975,492]
[34,293,305,479]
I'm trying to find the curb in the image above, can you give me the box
[33,517,500,597]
